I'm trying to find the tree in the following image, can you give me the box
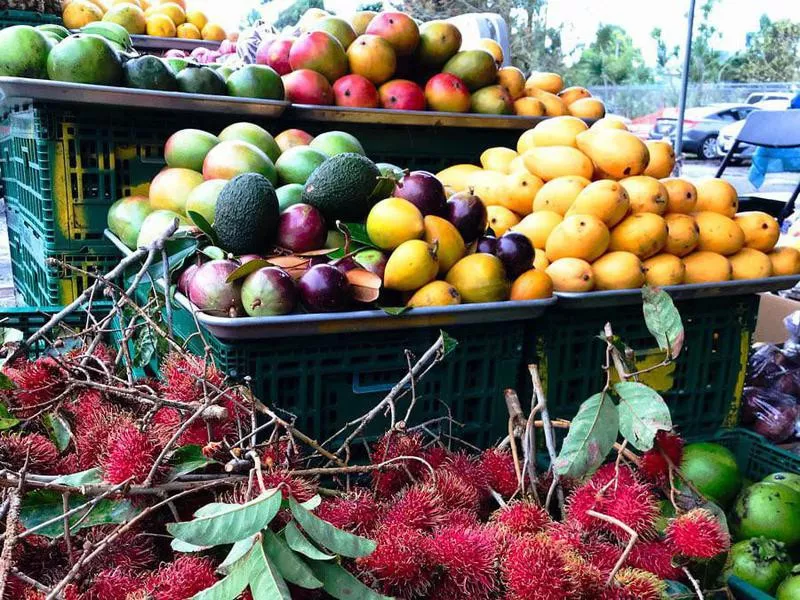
[651,27,679,73]
[357,2,384,11]
[273,0,324,30]
[688,0,723,82]
[568,24,652,86]
[724,16,800,82]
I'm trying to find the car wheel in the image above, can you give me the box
[700,136,718,160]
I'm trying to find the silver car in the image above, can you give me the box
[717,99,791,161]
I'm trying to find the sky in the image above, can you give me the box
[194,0,800,67]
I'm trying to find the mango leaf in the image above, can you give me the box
[190,549,251,600]
[441,330,458,357]
[219,536,258,574]
[148,237,200,279]
[166,445,215,482]
[614,382,672,451]
[20,490,139,538]
[300,495,322,511]
[309,561,392,600]
[201,246,226,261]
[52,468,102,486]
[249,540,291,600]
[226,259,274,283]
[288,498,376,558]
[188,211,219,247]
[168,489,282,547]
[0,403,19,430]
[171,539,211,553]
[554,392,619,478]
[42,412,72,452]
[262,529,322,589]
[642,286,684,358]
[380,306,411,316]
[284,522,334,561]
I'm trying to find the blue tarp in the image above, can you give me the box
[749,146,800,188]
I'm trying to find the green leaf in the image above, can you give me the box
[219,536,258,573]
[288,498,376,558]
[167,489,282,547]
[190,550,251,600]
[42,412,72,452]
[300,495,321,511]
[132,324,156,369]
[201,246,226,261]
[380,306,411,316]
[0,372,16,391]
[441,330,458,357]
[0,328,23,346]
[20,490,139,538]
[284,522,335,561]
[308,561,392,600]
[614,382,672,451]
[194,502,235,518]
[262,529,322,589]
[188,211,219,246]
[226,259,274,284]
[642,286,684,358]
[167,445,215,482]
[249,540,291,600]
[340,223,375,247]
[554,392,619,478]
[149,237,200,279]
[52,468,102,486]
[171,539,211,553]
[0,403,19,430]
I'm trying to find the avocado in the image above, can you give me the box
[213,173,279,255]
[302,153,381,222]
[176,64,227,96]
[124,55,178,91]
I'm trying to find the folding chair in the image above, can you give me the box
[715,109,800,224]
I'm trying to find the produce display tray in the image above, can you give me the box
[0,77,288,117]
[130,35,220,52]
[555,276,800,308]
[287,104,566,130]
[105,230,555,339]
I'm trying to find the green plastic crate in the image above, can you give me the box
[527,296,759,439]
[0,9,61,28]
[0,305,97,356]
[0,102,172,253]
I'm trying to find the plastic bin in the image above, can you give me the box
[0,305,95,356]
[0,9,61,28]
[527,296,759,439]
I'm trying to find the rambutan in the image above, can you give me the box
[591,463,640,488]
[100,422,162,485]
[145,556,218,600]
[640,431,684,483]
[626,540,683,580]
[315,489,381,537]
[425,469,481,512]
[83,568,142,600]
[438,508,480,530]
[85,527,155,573]
[151,407,235,448]
[73,403,128,471]
[422,445,451,470]
[580,539,624,575]
[262,470,317,503]
[440,451,489,495]
[260,438,301,470]
[3,356,65,411]
[502,533,579,600]
[0,433,60,474]
[427,525,499,600]
[665,508,730,560]
[479,448,519,498]
[563,551,606,600]
[356,523,434,599]
[370,432,425,497]
[381,486,446,532]
[545,520,587,550]
[490,501,551,536]
[160,354,224,404]
[613,567,666,600]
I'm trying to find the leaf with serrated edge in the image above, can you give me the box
[284,522,335,561]
[262,529,322,589]
[288,498,376,558]
[642,286,684,358]
[249,540,291,600]
[614,382,672,451]
[219,536,257,573]
[300,495,322,511]
[554,392,619,478]
[172,539,211,553]
[309,561,392,600]
[189,549,251,600]
[167,489,281,547]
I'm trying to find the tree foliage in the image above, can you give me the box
[725,16,800,82]
[568,24,652,86]
[273,0,325,30]
[688,0,723,82]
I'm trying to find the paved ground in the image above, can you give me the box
[0,160,796,308]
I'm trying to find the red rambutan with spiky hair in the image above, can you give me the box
[151,407,235,448]
[640,431,685,483]
[427,525,499,600]
[439,508,481,530]
[425,469,480,512]
[479,448,519,498]
[72,402,128,472]
[591,463,640,487]
[356,523,434,599]
[0,433,60,474]
[260,438,301,471]
[370,431,426,497]
[502,533,579,600]
[145,556,218,600]
[613,567,666,600]
[82,568,143,600]
[626,539,683,580]
[160,353,225,404]
[545,520,587,550]
[563,550,606,600]
[315,489,382,537]
[263,469,317,503]
[3,357,65,417]
[381,486,446,532]
[581,539,624,575]
[437,451,489,500]
[85,527,155,574]
[491,500,551,537]
[100,421,162,485]
[665,508,730,560]
[422,445,451,470]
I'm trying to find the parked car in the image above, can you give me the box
[717,99,792,161]
[745,91,794,105]
[648,104,759,160]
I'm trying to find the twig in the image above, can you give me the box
[0,452,27,597]
[587,509,638,586]
[9,568,50,594]
[530,364,564,511]
[504,389,525,493]
[162,247,173,338]
[62,492,74,564]
[247,450,267,493]
[682,567,704,600]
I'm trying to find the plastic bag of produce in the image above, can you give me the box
[742,386,800,443]
[237,19,277,65]
[784,310,800,359]
[747,344,792,387]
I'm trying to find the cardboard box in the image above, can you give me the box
[754,292,800,343]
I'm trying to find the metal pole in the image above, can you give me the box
[673,0,697,175]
